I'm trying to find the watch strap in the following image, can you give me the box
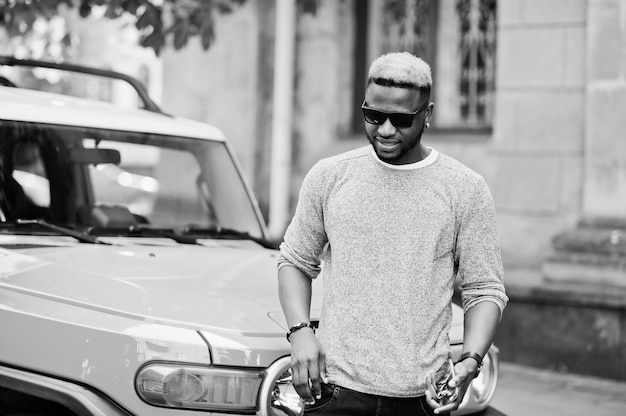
[457,352,483,378]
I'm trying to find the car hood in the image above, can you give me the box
[0,235,292,334]
[0,235,464,343]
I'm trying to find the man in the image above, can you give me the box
[277,52,508,416]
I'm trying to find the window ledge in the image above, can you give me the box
[341,126,493,144]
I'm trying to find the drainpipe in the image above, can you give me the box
[268,0,297,239]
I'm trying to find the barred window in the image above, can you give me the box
[361,0,497,130]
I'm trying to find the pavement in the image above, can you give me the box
[490,362,626,416]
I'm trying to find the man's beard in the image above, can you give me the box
[368,123,425,163]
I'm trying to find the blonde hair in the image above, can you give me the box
[367,52,432,90]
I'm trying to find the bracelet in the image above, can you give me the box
[457,352,483,378]
[286,322,315,342]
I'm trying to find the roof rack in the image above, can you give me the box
[0,56,163,114]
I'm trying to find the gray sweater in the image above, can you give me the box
[278,146,508,397]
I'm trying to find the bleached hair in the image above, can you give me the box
[367,52,432,90]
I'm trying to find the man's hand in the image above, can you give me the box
[425,359,478,414]
[426,301,501,413]
[277,264,328,403]
[289,327,328,404]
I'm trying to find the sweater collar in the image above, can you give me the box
[370,147,439,170]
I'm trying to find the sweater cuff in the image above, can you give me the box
[463,297,507,320]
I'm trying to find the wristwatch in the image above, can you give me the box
[457,352,483,378]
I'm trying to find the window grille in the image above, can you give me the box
[457,0,497,127]
[364,0,497,129]
[381,0,435,63]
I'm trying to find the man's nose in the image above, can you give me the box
[378,118,397,136]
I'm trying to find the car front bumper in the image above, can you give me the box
[0,364,132,416]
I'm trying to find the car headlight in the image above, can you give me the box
[470,348,498,405]
[136,357,305,416]
[136,363,264,412]
[259,356,305,416]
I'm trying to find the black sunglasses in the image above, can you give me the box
[361,100,430,128]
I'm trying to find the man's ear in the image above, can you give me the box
[425,102,434,124]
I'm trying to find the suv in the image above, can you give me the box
[0,57,500,416]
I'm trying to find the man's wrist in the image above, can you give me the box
[458,357,479,372]
[286,322,315,342]
[457,352,483,377]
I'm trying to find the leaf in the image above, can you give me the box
[141,30,164,55]
[173,19,190,49]
[136,8,153,30]
[198,7,215,50]
[79,0,92,18]
[21,9,37,31]
[216,3,233,14]
[200,24,214,50]
[1,0,250,55]
[122,0,143,15]
[104,0,125,19]
[9,3,37,34]
[61,32,73,47]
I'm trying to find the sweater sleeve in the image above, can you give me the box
[455,177,509,316]
[278,160,329,279]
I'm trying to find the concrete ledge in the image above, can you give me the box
[542,223,626,286]
[507,271,626,309]
[493,268,626,381]
[491,362,626,415]
[543,255,626,287]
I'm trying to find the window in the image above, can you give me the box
[0,121,265,238]
[358,0,497,130]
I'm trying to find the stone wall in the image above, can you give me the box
[493,0,626,380]
[492,0,588,269]
[493,268,626,381]
[584,0,626,217]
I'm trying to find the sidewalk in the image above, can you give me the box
[490,362,626,416]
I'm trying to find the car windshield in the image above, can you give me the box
[0,120,265,240]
